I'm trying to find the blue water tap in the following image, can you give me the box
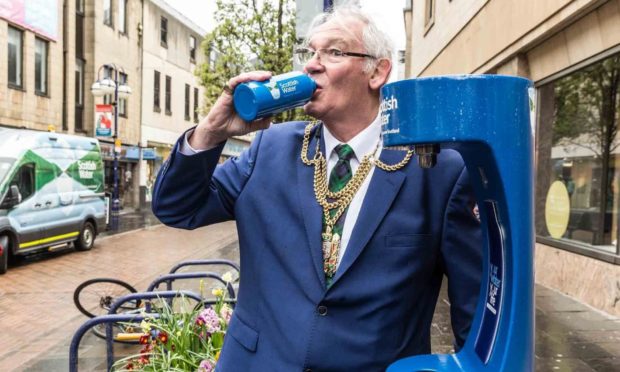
[382,75,534,372]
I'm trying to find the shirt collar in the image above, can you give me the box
[323,114,382,161]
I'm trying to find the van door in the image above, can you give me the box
[6,162,42,250]
[36,152,82,248]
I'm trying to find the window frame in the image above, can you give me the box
[103,66,115,105]
[424,0,435,35]
[160,16,168,48]
[76,0,84,14]
[184,83,190,121]
[8,25,24,90]
[118,0,127,35]
[34,37,49,97]
[534,46,620,265]
[154,70,161,112]
[165,75,172,115]
[119,72,128,117]
[190,35,196,62]
[75,58,85,132]
[193,87,199,123]
[104,0,113,28]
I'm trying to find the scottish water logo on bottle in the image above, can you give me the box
[233,71,316,121]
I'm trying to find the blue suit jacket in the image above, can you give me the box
[152,122,482,371]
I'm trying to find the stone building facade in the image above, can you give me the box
[404,0,620,316]
[0,1,63,131]
[139,0,206,206]
[0,0,212,212]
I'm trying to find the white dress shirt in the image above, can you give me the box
[181,116,383,270]
[322,116,382,267]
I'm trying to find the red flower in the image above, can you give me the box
[140,343,153,354]
[158,331,169,344]
[139,334,150,345]
[126,362,134,370]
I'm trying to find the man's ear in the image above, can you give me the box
[369,58,392,90]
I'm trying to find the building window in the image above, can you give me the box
[185,84,190,121]
[424,0,435,33]
[536,52,620,262]
[165,75,171,115]
[208,44,217,70]
[104,0,113,27]
[75,59,84,131]
[154,70,160,112]
[194,87,199,123]
[8,26,23,89]
[119,72,128,117]
[160,16,168,47]
[103,66,114,105]
[76,0,84,57]
[118,0,127,34]
[190,35,196,62]
[35,38,48,96]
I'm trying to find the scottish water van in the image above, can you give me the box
[0,128,107,274]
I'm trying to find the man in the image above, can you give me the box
[153,5,481,371]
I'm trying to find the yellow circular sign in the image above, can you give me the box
[545,181,571,239]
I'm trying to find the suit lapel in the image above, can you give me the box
[297,127,326,287]
[331,149,407,284]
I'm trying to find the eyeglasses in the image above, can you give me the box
[294,47,376,65]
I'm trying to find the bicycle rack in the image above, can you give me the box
[104,290,206,369]
[168,259,240,275]
[70,290,204,372]
[69,313,160,372]
[148,271,236,299]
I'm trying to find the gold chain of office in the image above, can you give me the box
[300,121,414,229]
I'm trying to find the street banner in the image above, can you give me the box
[95,104,113,137]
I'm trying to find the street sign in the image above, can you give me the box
[114,138,122,153]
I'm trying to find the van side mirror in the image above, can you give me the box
[0,185,22,209]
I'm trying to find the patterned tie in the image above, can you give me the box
[323,144,355,284]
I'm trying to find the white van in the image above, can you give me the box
[0,128,107,274]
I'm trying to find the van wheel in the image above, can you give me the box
[0,235,9,275]
[75,222,95,251]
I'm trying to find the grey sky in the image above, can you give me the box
[163,0,406,49]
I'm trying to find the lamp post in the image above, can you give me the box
[91,64,132,231]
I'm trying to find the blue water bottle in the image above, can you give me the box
[233,71,316,121]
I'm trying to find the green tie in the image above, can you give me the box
[323,144,354,284]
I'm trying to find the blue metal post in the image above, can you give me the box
[111,66,120,231]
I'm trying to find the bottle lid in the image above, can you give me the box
[233,84,259,121]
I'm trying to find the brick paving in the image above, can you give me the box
[0,211,618,371]
[0,219,238,371]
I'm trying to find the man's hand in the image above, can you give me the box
[189,71,273,150]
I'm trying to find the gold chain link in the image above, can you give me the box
[301,121,414,229]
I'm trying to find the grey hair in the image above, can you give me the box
[304,3,394,73]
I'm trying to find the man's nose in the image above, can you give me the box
[303,53,323,74]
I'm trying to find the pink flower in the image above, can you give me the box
[196,308,221,333]
[219,305,233,324]
[197,359,214,372]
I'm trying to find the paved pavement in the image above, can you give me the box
[0,212,239,371]
[0,210,618,371]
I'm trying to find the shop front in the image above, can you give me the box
[141,142,172,207]
[99,142,140,211]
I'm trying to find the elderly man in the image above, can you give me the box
[153,5,481,371]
